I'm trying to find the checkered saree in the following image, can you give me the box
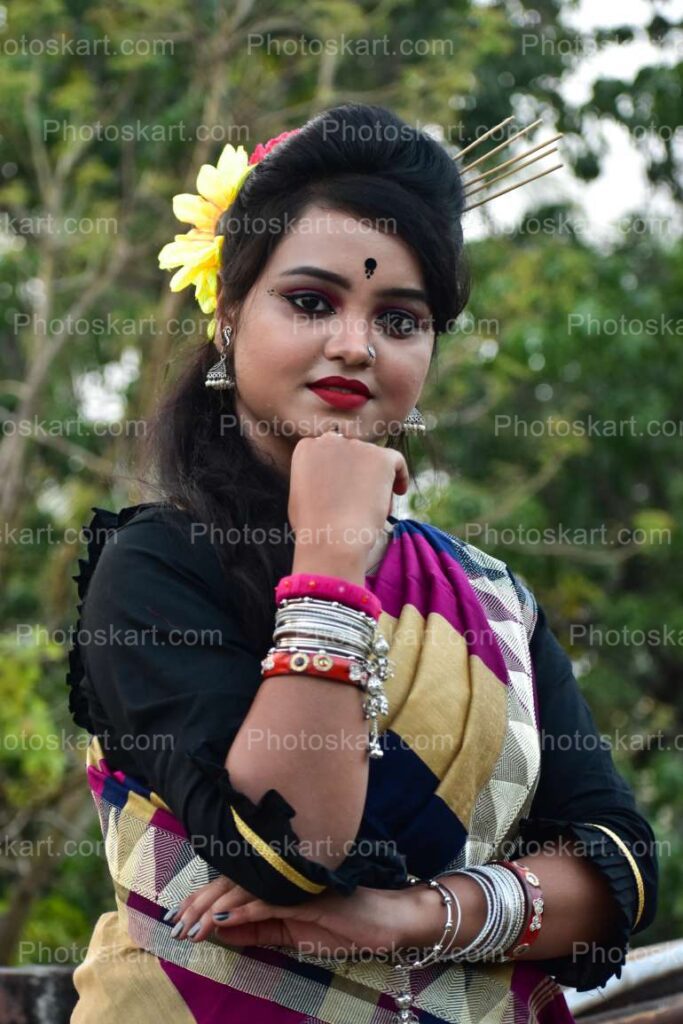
[71,517,576,1023]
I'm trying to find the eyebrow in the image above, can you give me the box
[278,265,430,306]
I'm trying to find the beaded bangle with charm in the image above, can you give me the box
[261,649,365,687]
[491,860,545,957]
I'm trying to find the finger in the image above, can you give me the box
[212,896,297,931]
[177,885,266,943]
[164,875,234,928]
[213,919,291,948]
[169,878,250,941]
[392,452,410,495]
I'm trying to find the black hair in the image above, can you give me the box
[142,102,470,654]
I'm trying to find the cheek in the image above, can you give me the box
[234,317,313,385]
[379,353,427,400]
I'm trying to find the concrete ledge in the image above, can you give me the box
[0,967,77,1024]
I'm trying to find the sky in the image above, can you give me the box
[464,0,683,244]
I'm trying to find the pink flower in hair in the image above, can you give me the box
[248,129,300,165]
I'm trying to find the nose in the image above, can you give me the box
[322,311,374,365]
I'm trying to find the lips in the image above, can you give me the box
[306,384,371,411]
[307,376,372,397]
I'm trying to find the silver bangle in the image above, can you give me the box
[434,865,527,963]
[275,605,377,631]
[272,626,374,655]
[471,865,527,962]
[275,611,376,638]
[273,603,379,658]
[273,613,377,652]
[276,596,378,630]
[273,627,375,655]
[391,876,463,1024]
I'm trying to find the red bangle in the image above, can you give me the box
[261,649,366,687]
[492,860,545,957]
[275,573,381,621]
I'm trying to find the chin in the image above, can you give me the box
[294,413,365,439]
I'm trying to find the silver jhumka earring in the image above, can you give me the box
[205,324,235,390]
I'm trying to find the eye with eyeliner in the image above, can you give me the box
[277,290,423,337]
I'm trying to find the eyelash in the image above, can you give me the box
[280,291,423,338]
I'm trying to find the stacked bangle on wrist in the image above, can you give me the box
[389,861,545,1024]
[265,574,393,758]
[436,864,527,963]
[417,862,544,966]
[492,860,545,957]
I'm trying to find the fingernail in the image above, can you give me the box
[163,906,180,923]
[171,920,184,938]
[213,911,231,920]
[187,922,201,938]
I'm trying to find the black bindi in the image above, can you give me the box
[364,258,377,279]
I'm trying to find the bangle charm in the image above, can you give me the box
[391,876,463,1023]
[491,860,545,957]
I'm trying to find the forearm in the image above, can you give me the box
[226,544,371,871]
[405,840,621,961]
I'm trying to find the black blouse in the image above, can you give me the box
[66,502,658,993]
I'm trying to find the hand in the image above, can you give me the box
[164,875,259,941]
[288,433,409,564]
[166,875,421,961]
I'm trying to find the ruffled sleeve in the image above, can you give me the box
[68,503,409,906]
[66,504,160,735]
[513,596,658,991]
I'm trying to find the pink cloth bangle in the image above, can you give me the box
[274,573,381,620]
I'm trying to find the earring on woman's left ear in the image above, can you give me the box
[400,407,426,434]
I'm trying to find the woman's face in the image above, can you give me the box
[216,203,435,474]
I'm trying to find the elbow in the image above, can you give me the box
[182,795,346,909]
[224,752,367,873]
[182,741,367,906]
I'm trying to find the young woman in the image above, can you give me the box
[67,104,657,1024]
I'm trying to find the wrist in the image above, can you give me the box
[291,547,369,587]
[399,874,488,953]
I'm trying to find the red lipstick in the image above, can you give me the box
[307,386,370,410]
[306,375,373,410]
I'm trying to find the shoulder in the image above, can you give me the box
[66,502,236,732]
[82,501,227,605]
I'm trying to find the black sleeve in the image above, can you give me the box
[74,506,408,906]
[514,597,659,991]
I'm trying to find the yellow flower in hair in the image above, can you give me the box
[157,144,254,322]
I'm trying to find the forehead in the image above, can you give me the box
[268,204,424,284]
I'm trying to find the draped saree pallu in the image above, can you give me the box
[72,518,577,1024]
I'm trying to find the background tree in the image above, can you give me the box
[1,0,680,963]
